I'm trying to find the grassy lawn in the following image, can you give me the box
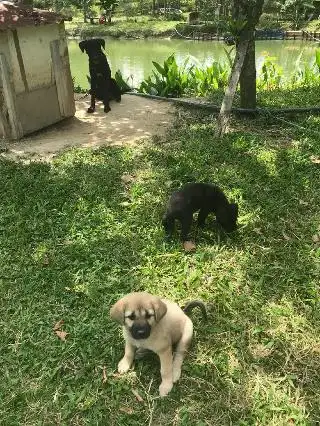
[206,85,320,110]
[65,19,179,39]
[1,109,320,425]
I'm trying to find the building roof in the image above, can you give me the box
[0,2,70,30]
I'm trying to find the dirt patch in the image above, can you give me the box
[2,94,175,161]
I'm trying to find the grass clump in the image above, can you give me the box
[0,109,320,424]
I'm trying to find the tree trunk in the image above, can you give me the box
[238,0,265,110]
[239,29,256,109]
[215,0,265,137]
[216,39,249,137]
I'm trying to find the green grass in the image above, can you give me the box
[206,84,320,109]
[65,18,179,39]
[1,109,320,425]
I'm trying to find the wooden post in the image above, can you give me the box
[0,53,23,140]
[50,39,75,118]
[0,107,11,139]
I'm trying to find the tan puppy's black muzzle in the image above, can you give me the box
[130,321,151,340]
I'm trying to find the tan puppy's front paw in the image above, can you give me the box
[159,381,173,397]
[172,367,181,383]
[118,357,132,373]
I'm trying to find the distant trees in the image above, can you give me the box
[97,0,119,22]
[281,0,315,29]
[31,0,319,29]
[264,0,316,28]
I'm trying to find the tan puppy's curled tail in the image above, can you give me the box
[182,301,207,321]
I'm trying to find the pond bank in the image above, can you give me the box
[65,20,320,40]
[65,20,178,39]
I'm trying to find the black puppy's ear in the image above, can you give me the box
[97,38,105,49]
[79,41,86,52]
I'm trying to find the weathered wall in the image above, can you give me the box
[8,24,60,94]
[16,85,61,134]
[0,22,75,140]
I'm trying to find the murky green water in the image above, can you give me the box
[68,38,318,90]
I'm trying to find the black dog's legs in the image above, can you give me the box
[197,208,210,228]
[180,213,193,242]
[103,79,112,113]
[103,98,111,113]
[162,214,175,240]
[87,93,96,113]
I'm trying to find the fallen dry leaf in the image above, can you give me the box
[282,233,290,241]
[253,228,262,235]
[121,174,135,184]
[55,330,68,341]
[312,234,320,243]
[102,366,107,384]
[42,255,49,265]
[310,156,320,164]
[299,199,309,206]
[120,407,134,415]
[131,389,144,402]
[183,240,196,252]
[53,319,64,331]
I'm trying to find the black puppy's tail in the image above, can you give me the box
[182,300,207,321]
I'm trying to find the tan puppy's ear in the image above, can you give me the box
[110,298,126,324]
[153,298,167,322]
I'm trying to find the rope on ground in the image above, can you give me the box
[263,110,320,137]
[125,91,320,114]
[124,91,320,138]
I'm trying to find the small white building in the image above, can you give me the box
[0,2,75,140]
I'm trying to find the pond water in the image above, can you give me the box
[68,38,318,90]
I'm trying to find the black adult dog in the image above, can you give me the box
[79,38,121,113]
[162,182,239,242]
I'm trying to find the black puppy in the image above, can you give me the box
[79,38,121,113]
[162,182,238,242]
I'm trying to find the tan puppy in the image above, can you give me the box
[110,292,206,397]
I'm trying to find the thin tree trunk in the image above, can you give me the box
[216,39,249,137]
